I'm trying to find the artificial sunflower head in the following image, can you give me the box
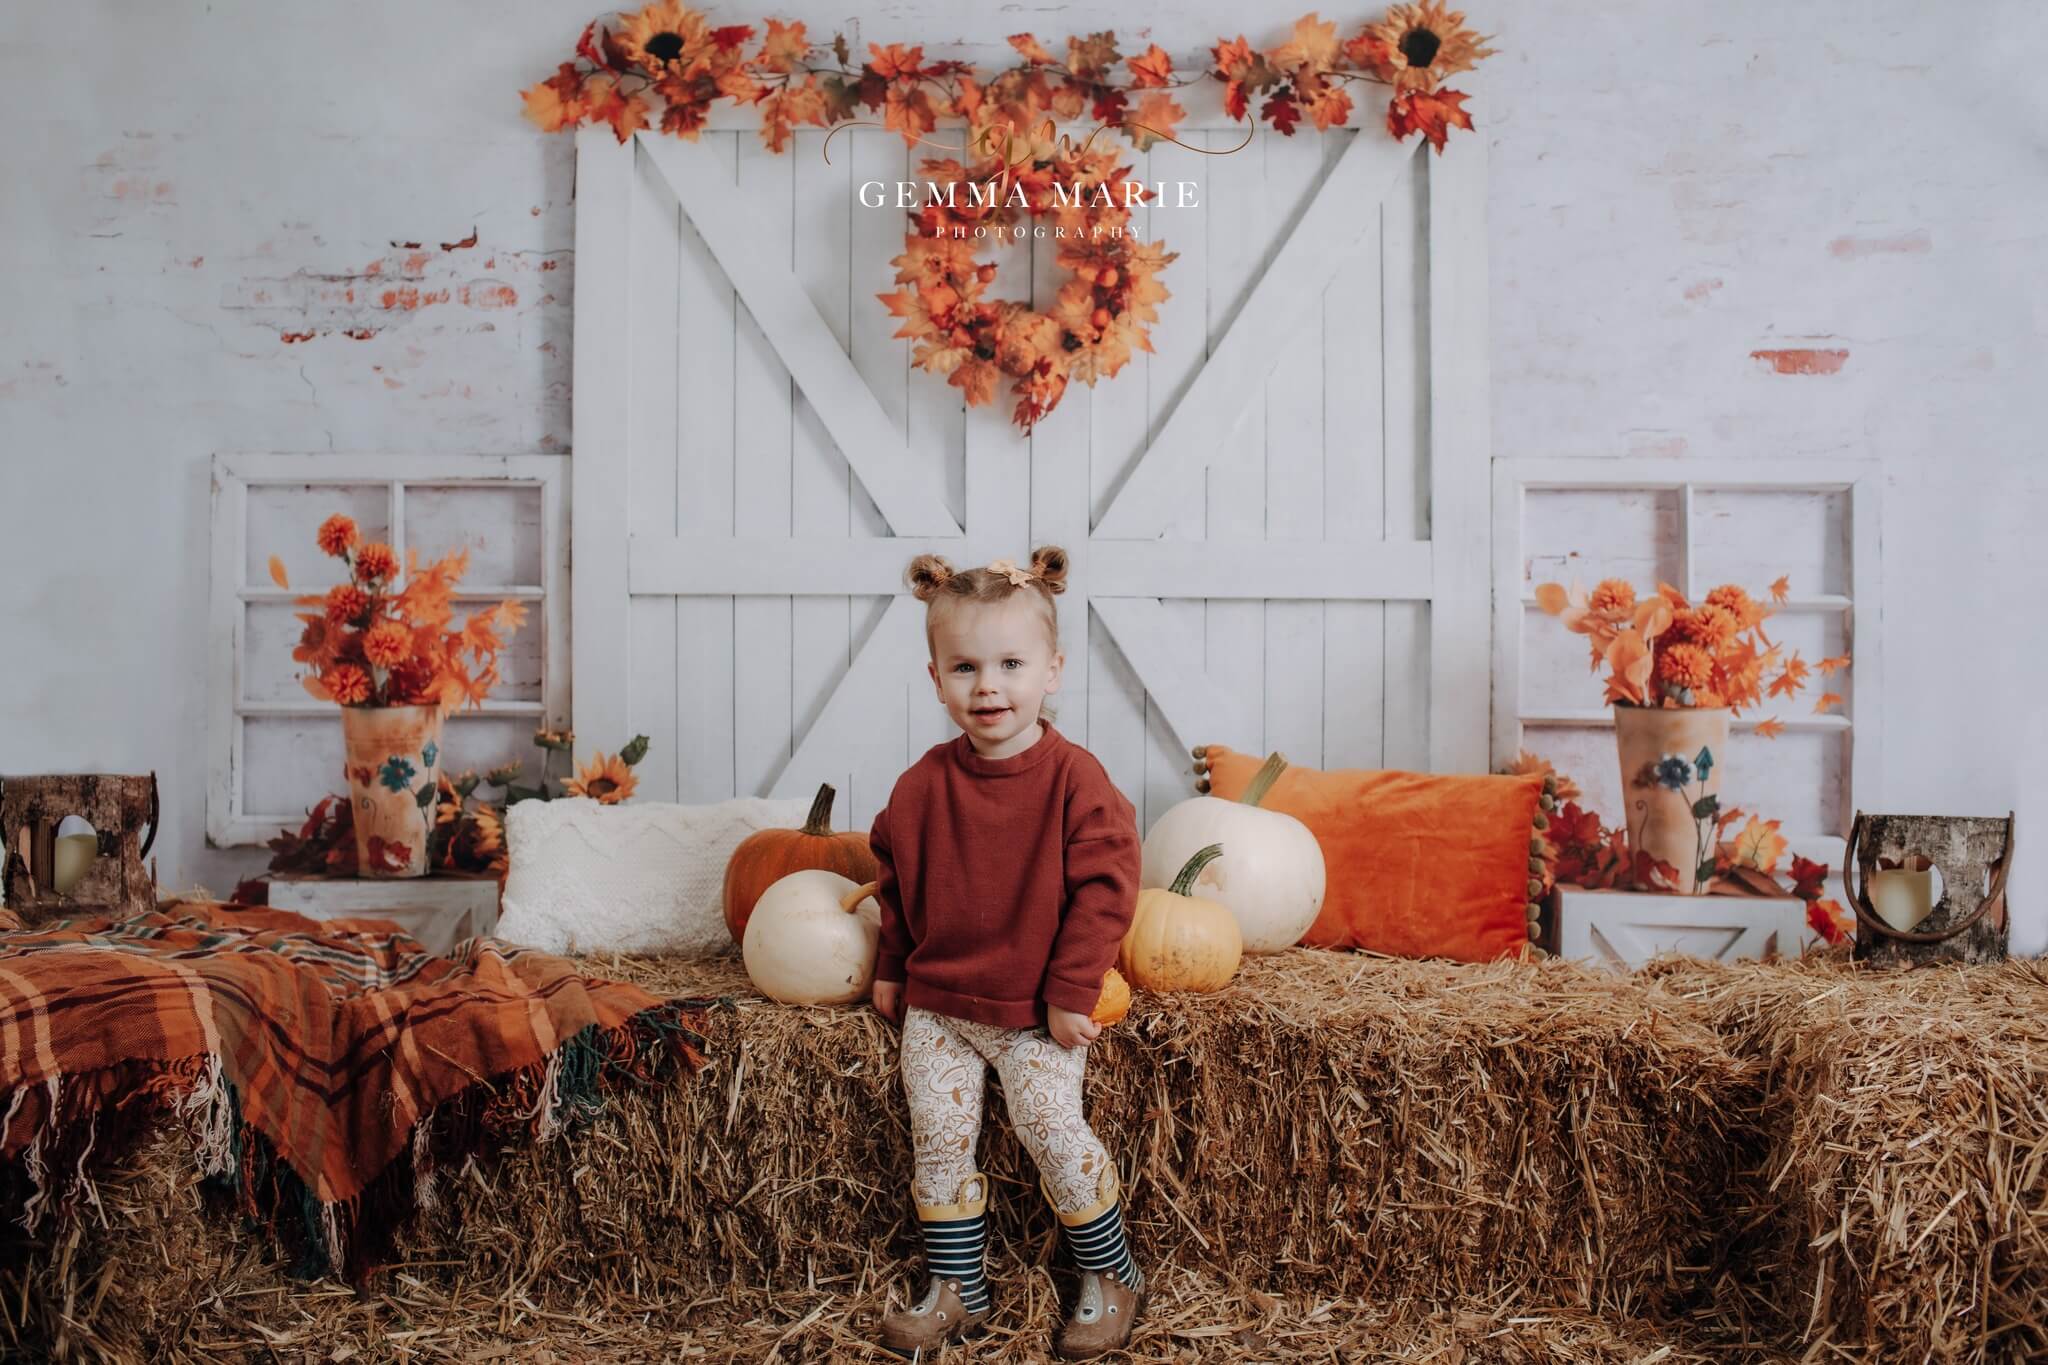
[566,752,639,805]
[1367,1,1497,94]
[617,0,708,76]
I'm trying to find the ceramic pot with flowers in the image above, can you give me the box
[1613,703,1729,893]
[341,704,444,877]
[274,512,526,878]
[1535,575,1852,895]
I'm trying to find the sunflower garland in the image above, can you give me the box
[522,6,1495,431]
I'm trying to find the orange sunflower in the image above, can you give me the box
[616,0,708,76]
[1367,1,1496,94]
[566,752,639,805]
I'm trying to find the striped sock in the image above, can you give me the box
[921,1206,990,1313]
[1061,1199,1138,1286]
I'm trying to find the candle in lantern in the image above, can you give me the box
[52,832,98,896]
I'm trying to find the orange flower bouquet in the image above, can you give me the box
[268,515,528,878]
[1533,575,1850,894]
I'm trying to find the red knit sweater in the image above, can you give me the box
[869,719,1141,1029]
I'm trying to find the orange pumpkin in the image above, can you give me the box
[1120,843,1242,992]
[1090,967,1132,1027]
[723,783,878,944]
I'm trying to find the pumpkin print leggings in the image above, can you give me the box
[900,1005,1113,1215]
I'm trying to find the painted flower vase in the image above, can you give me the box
[340,704,444,878]
[1613,705,1731,894]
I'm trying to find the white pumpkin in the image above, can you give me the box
[1142,752,1324,953]
[742,869,882,1006]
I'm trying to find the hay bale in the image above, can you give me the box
[410,949,1753,1322]
[14,945,2044,1361]
[1644,954,2048,1362]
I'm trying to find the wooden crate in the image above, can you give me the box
[1547,886,1812,970]
[266,874,499,958]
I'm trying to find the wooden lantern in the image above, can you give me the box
[1,773,160,926]
[1844,810,2014,967]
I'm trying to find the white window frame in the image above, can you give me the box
[207,453,570,847]
[1491,456,1881,859]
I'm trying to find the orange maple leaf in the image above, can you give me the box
[1300,76,1355,131]
[1126,43,1173,87]
[1813,691,1843,713]
[268,555,290,590]
[868,42,925,80]
[1816,653,1852,675]
[1730,816,1788,875]
[1753,717,1786,739]
[1127,91,1186,152]
[1387,88,1473,153]
[1272,13,1341,73]
[883,85,937,142]
[1008,32,1054,65]
[755,18,808,73]
[1768,574,1790,603]
[1767,652,1810,698]
[1808,898,1851,945]
[1212,34,1257,80]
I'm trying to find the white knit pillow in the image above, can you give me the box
[495,795,809,957]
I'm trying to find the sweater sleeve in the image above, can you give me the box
[870,800,910,985]
[1042,769,1142,1016]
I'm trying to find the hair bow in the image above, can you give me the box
[985,558,1034,588]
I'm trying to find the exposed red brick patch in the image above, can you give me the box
[1828,230,1930,259]
[1751,348,1848,375]
[402,251,431,276]
[540,259,559,271]
[1684,278,1722,301]
[442,227,480,251]
[280,329,317,343]
[343,327,377,340]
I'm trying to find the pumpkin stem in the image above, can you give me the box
[802,783,837,836]
[841,880,880,915]
[1239,752,1289,808]
[1169,843,1224,896]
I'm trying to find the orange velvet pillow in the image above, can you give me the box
[1196,746,1544,962]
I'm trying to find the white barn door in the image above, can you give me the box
[572,104,1490,834]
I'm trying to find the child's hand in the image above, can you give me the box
[871,979,904,1026]
[1046,1005,1101,1050]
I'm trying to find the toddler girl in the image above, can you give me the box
[867,545,1145,1360]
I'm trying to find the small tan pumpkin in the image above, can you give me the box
[1120,843,1242,992]
[723,782,877,945]
[742,870,881,1006]
[1090,966,1132,1027]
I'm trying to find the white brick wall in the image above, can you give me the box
[1,1,2040,947]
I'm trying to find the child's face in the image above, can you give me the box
[927,596,1063,756]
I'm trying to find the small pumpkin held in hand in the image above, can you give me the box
[723,782,877,944]
[1121,843,1242,992]
[743,870,881,1006]
[1090,967,1132,1027]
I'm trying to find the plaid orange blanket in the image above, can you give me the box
[0,902,706,1279]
